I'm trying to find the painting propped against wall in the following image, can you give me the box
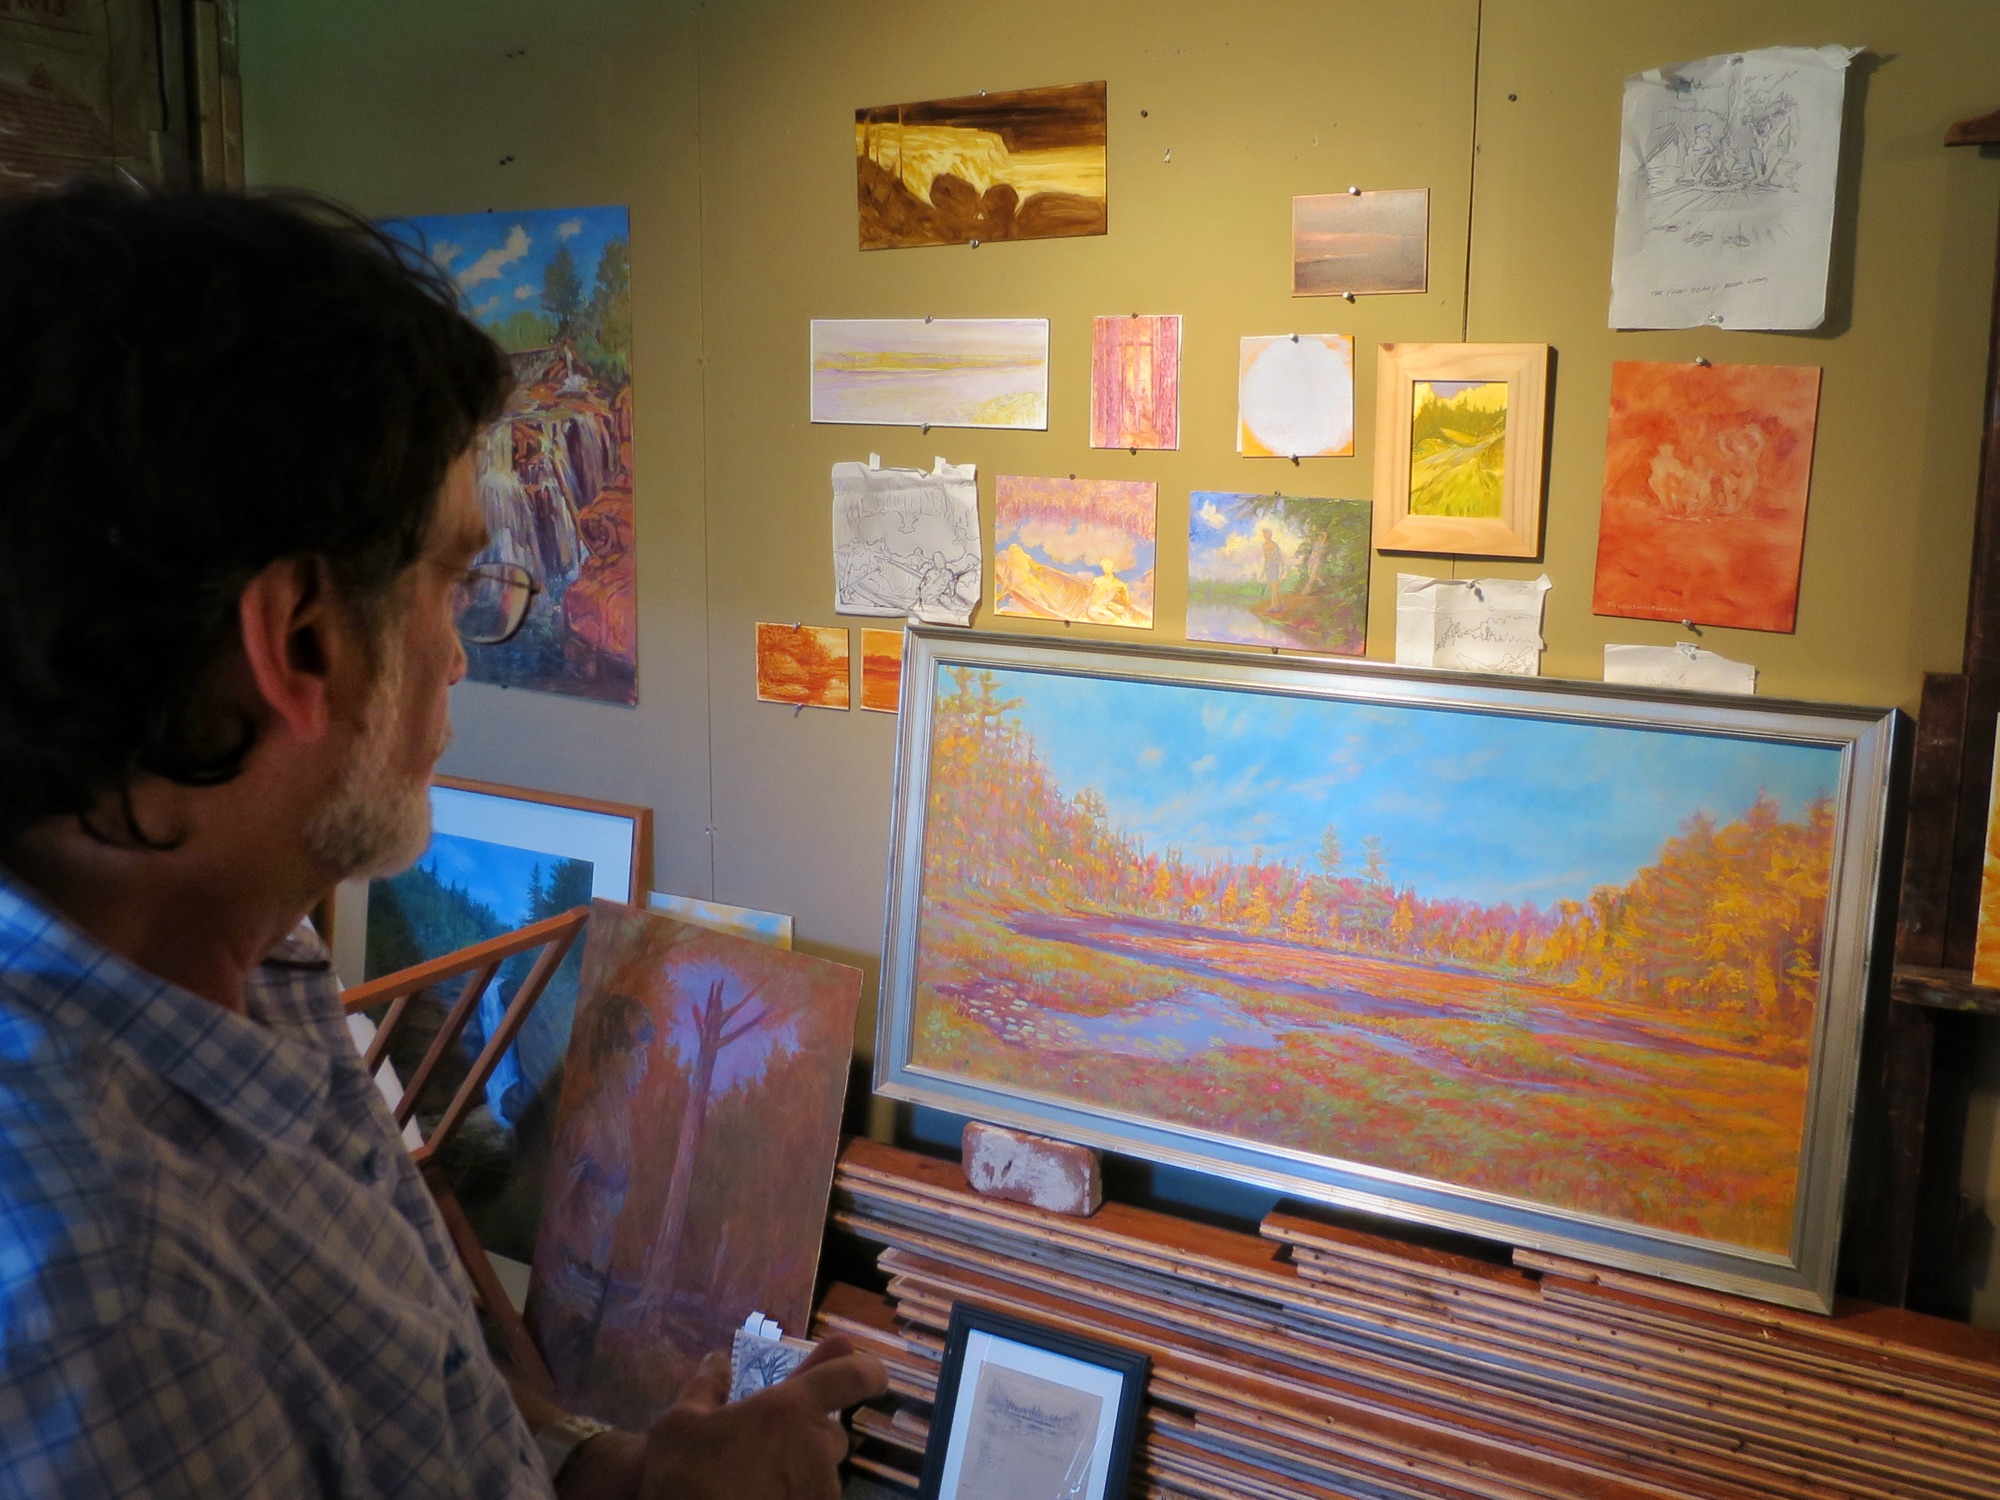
[527,902,862,1427]
[877,631,1897,1310]
[856,81,1107,250]
[1592,361,1822,633]
[385,207,636,704]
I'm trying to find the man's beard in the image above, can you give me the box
[303,633,441,880]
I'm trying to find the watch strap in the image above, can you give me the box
[534,1412,615,1485]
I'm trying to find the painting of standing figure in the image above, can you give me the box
[1187,491,1370,654]
[526,902,863,1427]
[384,207,637,704]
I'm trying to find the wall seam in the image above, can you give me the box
[694,0,719,901]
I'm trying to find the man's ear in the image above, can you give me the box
[237,555,350,744]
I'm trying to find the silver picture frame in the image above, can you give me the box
[876,627,1901,1311]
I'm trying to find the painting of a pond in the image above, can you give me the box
[903,659,1851,1258]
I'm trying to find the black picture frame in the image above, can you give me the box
[916,1303,1148,1500]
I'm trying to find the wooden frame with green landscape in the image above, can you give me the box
[1372,342,1550,557]
[876,627,1898,1310]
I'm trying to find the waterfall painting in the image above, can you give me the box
[526,902,863,1427]
[384,206,638,705]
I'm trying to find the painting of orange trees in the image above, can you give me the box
[526,902,862,1428]
[906,666,1845,1254]
[1592,360,1821,632]
[755,623,849,710]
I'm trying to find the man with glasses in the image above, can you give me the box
[0,183,884,1498]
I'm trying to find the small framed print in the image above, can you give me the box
[917,1304,1147,1500]
[1372,341,1550,558]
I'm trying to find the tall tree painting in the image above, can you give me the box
[525,902,862,1428]
[384,206,638,704]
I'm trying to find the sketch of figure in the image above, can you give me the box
[1610,46,1855,330]
[830,459,981,625]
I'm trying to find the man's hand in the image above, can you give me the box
[637,1334,889,1499]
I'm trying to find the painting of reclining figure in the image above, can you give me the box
[857,81,1107,250]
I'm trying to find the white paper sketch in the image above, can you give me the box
[1395,573,1551,676]
[831,456,980,626]
[728,1326,811,1402]
[1609,45,1857,330]
[952,1363,1102,1500]
[1604,642,1757,695]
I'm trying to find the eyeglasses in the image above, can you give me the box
[450,560,541,645]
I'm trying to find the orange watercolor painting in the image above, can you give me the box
[1592,361,1821,633]
[860,628,903,713]
[1975,737,2000,988]
[754,623,849,709]
[1090,314,1180,450]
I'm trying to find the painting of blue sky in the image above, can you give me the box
[385,206,629,337]
[997,668,1839,905]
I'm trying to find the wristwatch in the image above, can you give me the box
[534,1412,615,1486]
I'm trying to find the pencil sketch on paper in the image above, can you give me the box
[993,476,1157,630]
[954,1364,1102,1500]
[830,458,980,625]
[1395,573,1550,676]
[810,319,1049,430]
[1090,315,1180,450]
[1610,45,1856,330]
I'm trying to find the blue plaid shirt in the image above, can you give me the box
[0,871,549,1499]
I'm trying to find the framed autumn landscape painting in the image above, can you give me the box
[877,629,1898,1310]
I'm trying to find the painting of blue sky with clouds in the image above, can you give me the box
[383,206,637,704]
[913,663,1843,1254]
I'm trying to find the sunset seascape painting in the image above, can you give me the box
[902,660,1849,1257]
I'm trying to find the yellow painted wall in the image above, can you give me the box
[241,0,2000,1317]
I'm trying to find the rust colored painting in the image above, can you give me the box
[1975,738,2000,988]
[1090,315,1180,450]
[1592,361,1822,632]
[856,81,1107,250]
[755,623,850,710]
[994,476,1157,629]
[525,902,862,1426]
[861,628,904,713]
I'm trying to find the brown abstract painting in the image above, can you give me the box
[754,623,850,710]
[860,628,903,713]
[1592,361,1821,633]
[856,81,1106,250]
[525,902,863,1427]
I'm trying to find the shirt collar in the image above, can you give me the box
[0,868,332,1147]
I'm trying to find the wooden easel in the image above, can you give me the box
[1849,108,2000,1312]
[341,905,591,1396]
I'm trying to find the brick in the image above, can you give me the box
[961,1121,1103,1217]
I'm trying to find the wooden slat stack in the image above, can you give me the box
[817,1139,2000,1499]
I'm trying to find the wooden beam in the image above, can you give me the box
[1947,108,2000,147]
[1893,964,2000,1017]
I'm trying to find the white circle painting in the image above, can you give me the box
[1237,333,1356,458]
